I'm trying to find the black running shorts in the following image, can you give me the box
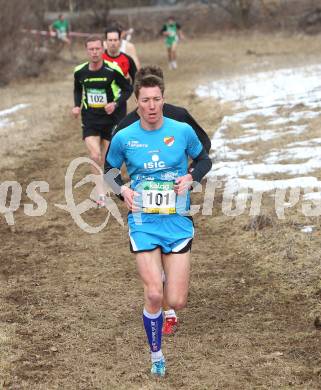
[82,122,116,141]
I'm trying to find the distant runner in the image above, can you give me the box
[119,25,141,70]
[49,14,71,48]
[161,16,184,70]
[72,35,133,207]
[103,27,137,122]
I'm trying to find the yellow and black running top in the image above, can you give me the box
[73,60,133,122]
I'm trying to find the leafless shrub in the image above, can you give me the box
[283,237,298,261]
[243,214,274,231]
[45,0,151,11]
[314,316,321,329]
[0,0,45,85]
[299,6,321,34]
[205,0,254,28]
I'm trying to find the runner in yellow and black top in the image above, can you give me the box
[72,35,133,207]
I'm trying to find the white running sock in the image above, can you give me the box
[164,309,177,318]
[151,349,164,363]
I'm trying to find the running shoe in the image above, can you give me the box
[151,358,166,377]
[96,195,106,208]
[162,316,178,335]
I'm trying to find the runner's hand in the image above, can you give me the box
[174,174,193,195]
[72,106,81,118]
[105,102,117,115]
[121,186,141,212]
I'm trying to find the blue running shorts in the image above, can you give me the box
[128,213,194,254]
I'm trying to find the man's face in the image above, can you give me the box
[106,32,120,55]
[137,86,164,129]
[86,40,103,63]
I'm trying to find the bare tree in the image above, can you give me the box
[0,0,46,84]
[206,0,253,28]
[44,0,152,11]
[87,0,110,28]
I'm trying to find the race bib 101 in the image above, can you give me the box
[87,88,107,108]
[141,181,176,214]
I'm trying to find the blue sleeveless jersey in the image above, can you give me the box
[107,117,203,249]
[107,116,202,215]
[106,117,203,253]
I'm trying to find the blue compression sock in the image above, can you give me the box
[143,308,163,354]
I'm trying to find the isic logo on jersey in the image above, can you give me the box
[164,136,175,146]
[143,154,166,169]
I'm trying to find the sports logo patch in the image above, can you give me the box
[164,136,175,146]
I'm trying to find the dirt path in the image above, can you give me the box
[2,34,321,389]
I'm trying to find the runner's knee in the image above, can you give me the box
[167,296,187,311]
[89,151,102,164]
[146,289,163,308]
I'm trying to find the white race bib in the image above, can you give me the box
[141,181,176,214]
[87,88,107,108]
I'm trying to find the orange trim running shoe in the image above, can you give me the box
[162,316,178,335]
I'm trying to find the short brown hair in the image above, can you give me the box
[85,34,103,47]
[105,26,121,39]
[134,66,165,98]
[135,65,164,82]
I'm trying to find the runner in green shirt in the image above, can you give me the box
[49,14,71,46]
[161,16,184,70]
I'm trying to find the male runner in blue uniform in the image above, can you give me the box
[105,68,212,376]
[112,65,211,335]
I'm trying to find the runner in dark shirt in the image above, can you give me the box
[115,103,211,154]
[72,35,132,207]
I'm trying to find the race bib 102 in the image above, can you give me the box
[87,88,107,108]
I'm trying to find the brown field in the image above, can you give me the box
[1,32,321,389]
